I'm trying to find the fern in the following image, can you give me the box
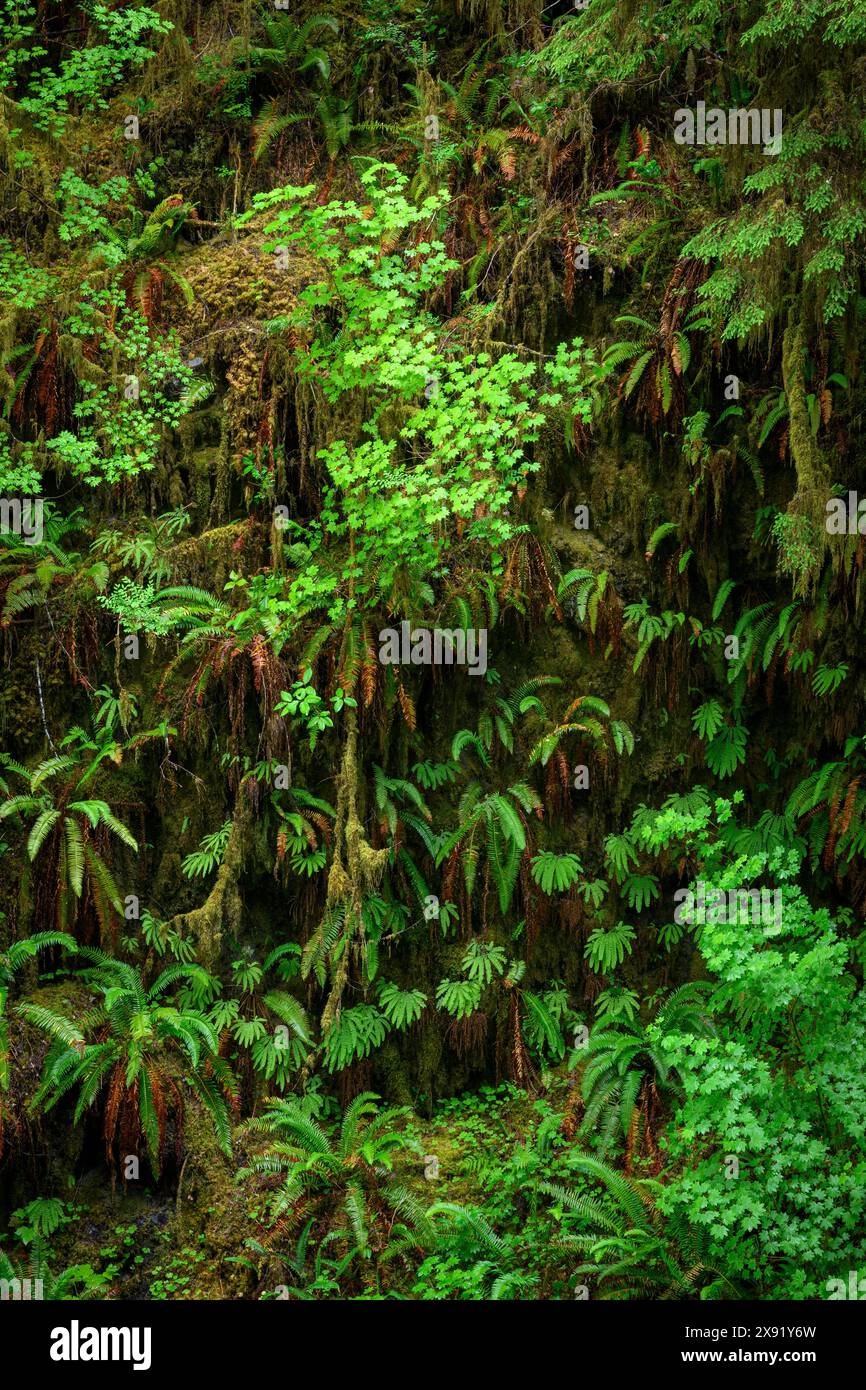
[530,851,584,894]
[436,978,483,1019]
[705,723,748,778]
[812,662,848,697]
[692,699,725,743]
[323,1005,389,1072]
[585,921,636,974]
[181,819,233,879]
[621,873,660,912]
[378,982,427,1029]
[461,940,507,987]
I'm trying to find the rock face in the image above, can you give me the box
[1,0,865,1307]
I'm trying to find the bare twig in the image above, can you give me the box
[34,656,57,753]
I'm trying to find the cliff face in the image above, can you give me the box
[0,0,865,1304]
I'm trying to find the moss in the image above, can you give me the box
[780,317,831,591]
[172,1099,251,1298]
[782,318,829,500]
[160,783,253,970]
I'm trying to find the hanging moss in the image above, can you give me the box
[160,784,253,970]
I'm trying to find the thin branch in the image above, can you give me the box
[34,656,57,753]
